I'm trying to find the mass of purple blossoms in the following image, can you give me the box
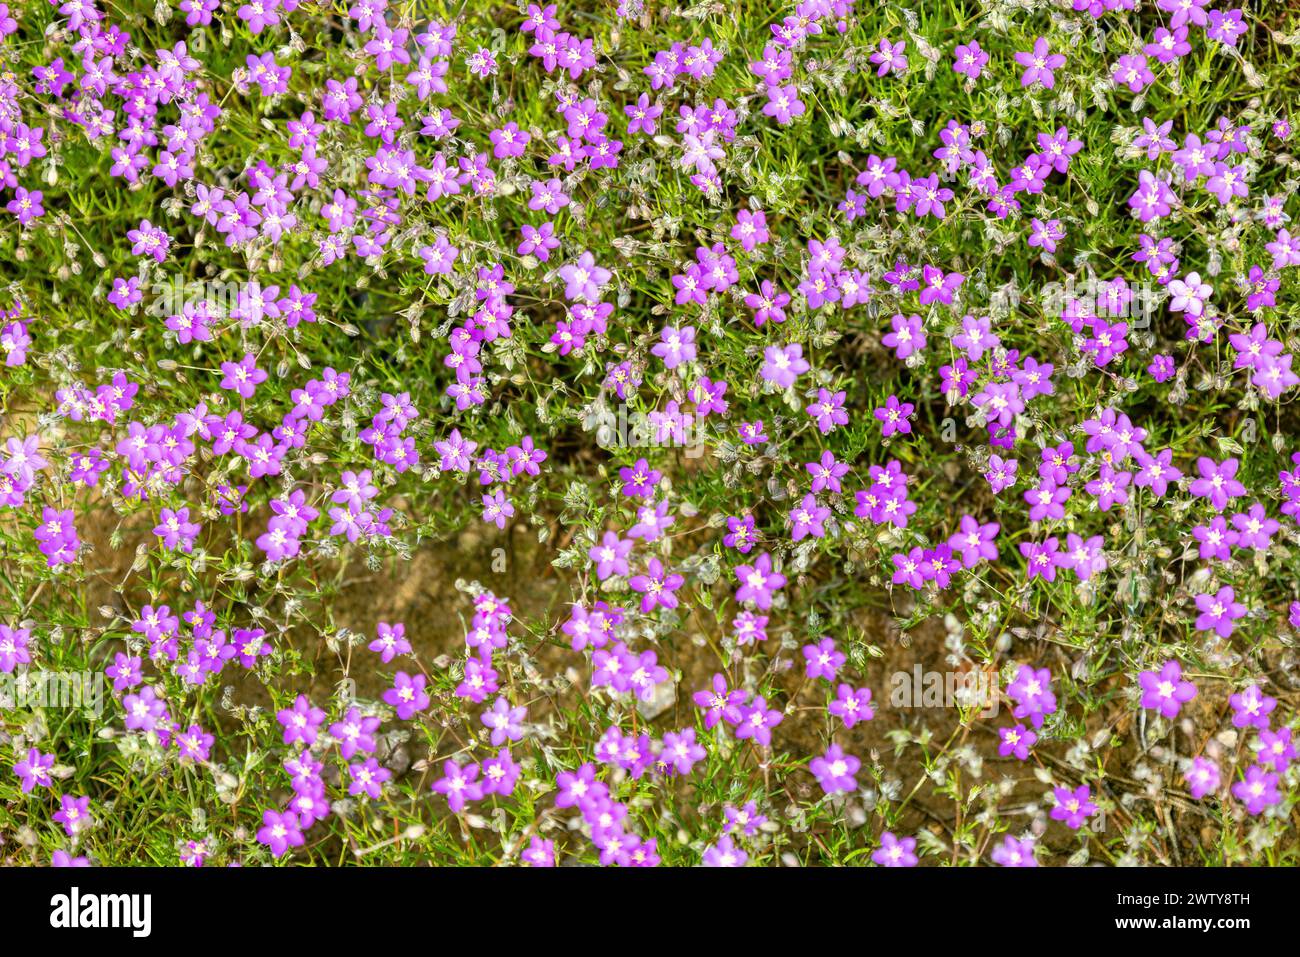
[0,0,1297,869]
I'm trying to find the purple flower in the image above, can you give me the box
[869,39,907,77]
[13,747,54,793]
[1014,37,1065,89]
[1189,457,1247,511]
[369,621,411,663]
[802,636,845,681]
[806,388,848,434]
[1157,0,1209,28]
[1037,127,1083,174]
[734,695,783,747]
[1139,660,1198,717]
[732,611,768,647]
[1007,665,1057,729]
[490,122,531,159]
[557,250,611,302]
[883,313,926,359]
[257,809,305,857]
[873,394,914,438]
[918,265,962,303]
[1112,54,1154,93]
[522,836,555,867]
[1206,162,1249,204]
[625,93,663,135]
[1028,217,1066,254]
[872,831,918,867]
[1230,503,1279,550]
[1231,764,1281,815]
[588,531,633,579]
[1230,684,1277,730]
[481,697,527,746]
[953,314,998,360]
[383,670,430,719]
[482,748,521,797]
[219,353,268,399]
[1050,785,1097,830]
[7,186,45,224]
[761,84,804,125]
[1257,726,1295,772]
[806,451,850,493]
[702,834,748,866]
[432,758,484,813]
[660,728,706,774]
[724,801,767,837]
[628,557,684,613]
[734,552,786,610]
[1025,481,1071,523]
[998,724,1037,761]
[991,835,1038,867]
[52,795,92,837]
[1057,533,1108,582]
[0,624,31,673]
[1193,586,1246,638]
[123,685,170,733]
[945,515,999,569]
[528,177,569,214]
[1084,463,1132,512]
[1185,757,1221,799]
[760,343,810,389]
[331,707,381,759]
[1145,27,1191,64]
[277,694,326,747]
[348,759,392,800]
[1133,447,1181,498]
[555,762,604,808]
[651,325,697,369]
[745,280,790,326]
[481,490,515,529]
[810,743,860,794]
[1129,169,1177,222]
[731,208,769,251]
[829,684,874,728]
[952,40,989,79]
[456,655,499,703]
[153,507,201,552]
[789,493,830,541]
[1019,537,1061,582]
[1191,516,1238,562]
[693,673,747,729]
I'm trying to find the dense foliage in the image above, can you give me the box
[1,0,1299,867]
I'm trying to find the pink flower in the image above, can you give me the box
[219,353,267,399]
[761,84,804,125]
[1014,37,1065,89]
[1112,53,1154,93]
[760,343,810,389]
[1139,660,1198,717]
[1193,585,1246,638]
[952,40,989,79]
[869,39,907,77]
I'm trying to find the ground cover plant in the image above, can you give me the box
[0,0,1299,868]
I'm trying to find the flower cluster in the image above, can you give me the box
[0,0,1297,869]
